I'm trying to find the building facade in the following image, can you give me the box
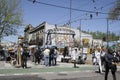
[24,22,93,48]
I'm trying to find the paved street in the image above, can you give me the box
[1,0,120,80]
[0,61,96,75]
[0,71,120,80]
[0,54,120,80]
[0,60,120,80]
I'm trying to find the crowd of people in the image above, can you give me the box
[0,45,59,68]
[91,46,120,80]
[0,45,120,80]
[21,46,59,68]
[9,45,120,80]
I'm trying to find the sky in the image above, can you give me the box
[3,0,120,43]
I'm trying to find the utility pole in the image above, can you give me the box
[15,44,21,68]
[69,0,76,68]
[55,24,57,46]
[79,20,81,47]
[107,19,109,48]
[18,45,21,66]
[70,0,72,28]
[69,0,72,47]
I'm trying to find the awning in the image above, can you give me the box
[29,45,37,48]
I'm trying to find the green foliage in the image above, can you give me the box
[83,30,119,41]
[108,0,120,20]
[0,0,22,40]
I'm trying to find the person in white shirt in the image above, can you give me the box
[71,47,79,68]
[44,47,50,66]
[95,48,102,73]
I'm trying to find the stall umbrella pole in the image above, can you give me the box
[15,45,21,68]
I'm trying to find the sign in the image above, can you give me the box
[82,38,89,43]
[83,48,88,54]
[57,41,64,48]
[117,43,120,47]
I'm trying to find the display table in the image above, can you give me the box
[61,56,71,63]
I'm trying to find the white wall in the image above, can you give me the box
[45,23,93,47]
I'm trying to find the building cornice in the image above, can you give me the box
[29,21,46,33]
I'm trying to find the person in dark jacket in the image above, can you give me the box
[53,47,58,65]
[63,47,68,57]
[21,47,28,69]
[49,48,54,66]
[104,48,118,80]
[34,48,41,64]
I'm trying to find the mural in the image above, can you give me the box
[46,28,75,48]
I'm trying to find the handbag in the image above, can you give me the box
[112,57,119,62]
[111,64,117,72]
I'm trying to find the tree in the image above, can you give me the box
[108,0,120,20]
[0,0,22,41]
[84,30,119,41]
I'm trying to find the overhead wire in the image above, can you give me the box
[70,0,117,24]
[68,0,92,22]
[27,0,116,15]
[28,0,120,28]
[53,0,94,25]
[28,0,120,27]
[71,17,120,24]
[25,0,120,37]
[96,1,116,10]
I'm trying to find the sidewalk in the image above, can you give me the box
[2,61,93,69]
[0,60,120,76]
[0,54,93,69]
[0,56,119,80]
[0,54,120,80]
[0,61,120,80]
[0,61,95,75]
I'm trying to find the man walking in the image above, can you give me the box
[21,47,28,69]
